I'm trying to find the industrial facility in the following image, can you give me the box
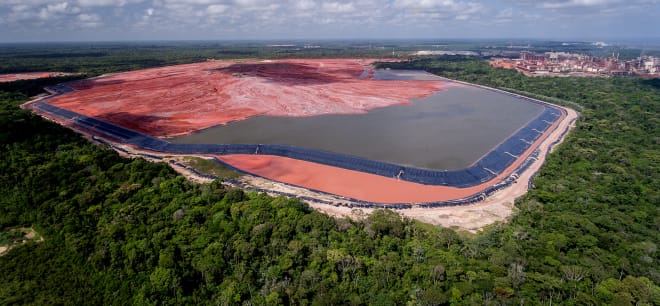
[490,51,660,77]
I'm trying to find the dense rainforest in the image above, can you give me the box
[0,54,658,305]
[0,42,398,75]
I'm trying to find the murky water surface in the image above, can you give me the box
[172,71,542,170]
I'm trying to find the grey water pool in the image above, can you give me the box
[171,74,543,170]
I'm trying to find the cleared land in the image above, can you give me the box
[0,72,74,83]
[0,227,44,256]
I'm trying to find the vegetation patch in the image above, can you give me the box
[179,156,241,179]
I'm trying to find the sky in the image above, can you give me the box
[0,0,658,42]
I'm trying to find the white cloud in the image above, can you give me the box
[161,0,218,5]
[392,0,483,19]
[394,0,470,10]
[77,13,101,27]
[0,0,657,40]
[502,0,657,20]
[76,0,145,7]
[2,0,51,6]
[540,0,618,9]
[78,13,99,22]
[235,0,270,6]
[321,2,355,13]
[206,4,228,14]
[46,2,70,14]
[294,0,316,10]
[76,0,116,6]
[11,5,31,12]
[37,2,81,20]
[496,8,513,18]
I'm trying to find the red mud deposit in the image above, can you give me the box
[47,59,452,137]
[218,154,478,203]
[0,72,72,83]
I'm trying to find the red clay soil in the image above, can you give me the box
[218,154,479,203]
[0,72,72,83]
[216,110,566,204]
[46,59,453,137]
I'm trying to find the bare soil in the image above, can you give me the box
[0,227,44,256]
[0,72,76,83]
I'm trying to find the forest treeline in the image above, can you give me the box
[0,56,658,305]
[0,43,396,76]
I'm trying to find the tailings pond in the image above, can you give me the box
[172,71,544,170]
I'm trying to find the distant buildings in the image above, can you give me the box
[490,51,660,77]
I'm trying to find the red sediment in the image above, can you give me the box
[218,154,478,203]
[0,72,72,83]
[46,59,453,137]
[216,110,567,204]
